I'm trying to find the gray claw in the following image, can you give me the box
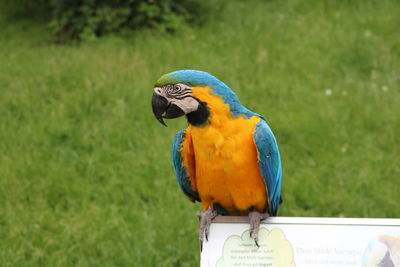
[248,210,269,247]
[198,207,217,248]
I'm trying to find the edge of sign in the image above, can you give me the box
[212,216,400,226]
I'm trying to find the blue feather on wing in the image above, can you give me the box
[172,129,200,203]
[253,120,282,216]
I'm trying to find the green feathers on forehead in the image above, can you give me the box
[155,74,180,87]
[154,71,198,87]
[155,69,235,93]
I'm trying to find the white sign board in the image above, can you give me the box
[201,216,400,267]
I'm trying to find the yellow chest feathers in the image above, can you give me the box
[189,85,261,164]
[181,86,267,212]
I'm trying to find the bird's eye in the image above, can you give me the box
[174,85,181,91]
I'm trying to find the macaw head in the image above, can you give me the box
[152,70,244,127]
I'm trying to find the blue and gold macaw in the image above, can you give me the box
[151,70,282,247]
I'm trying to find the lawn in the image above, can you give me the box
[0,0,399,266]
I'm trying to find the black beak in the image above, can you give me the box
[151,93,185,126]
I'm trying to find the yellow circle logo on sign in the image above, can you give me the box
[217,227,295,267]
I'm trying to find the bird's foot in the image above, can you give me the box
[248,210,269,247]
[197,207,217,250]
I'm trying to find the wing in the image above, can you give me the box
[172,129,200,203]
[253,120,282,215]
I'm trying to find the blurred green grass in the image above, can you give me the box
[0,0,399,266]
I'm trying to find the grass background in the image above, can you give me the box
[0,0,399,265]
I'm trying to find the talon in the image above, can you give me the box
[197,207,217,247]
[248,210,269,248]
